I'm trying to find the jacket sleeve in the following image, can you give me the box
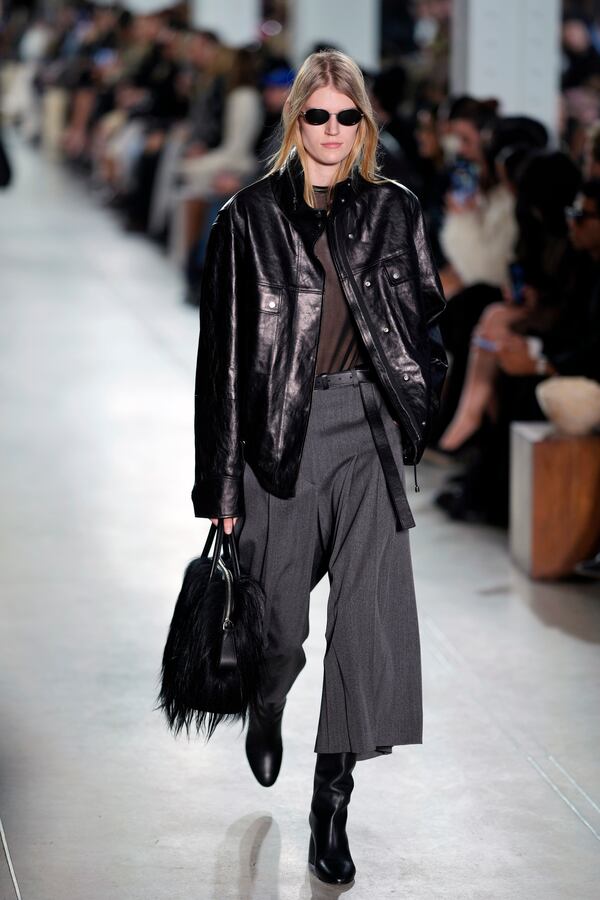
[191,202,246,519]
[410,192,449,413]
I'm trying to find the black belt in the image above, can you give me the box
[313,368,415,530]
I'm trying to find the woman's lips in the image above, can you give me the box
[322,142,342,148]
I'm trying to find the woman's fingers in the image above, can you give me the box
[209,516,238,533]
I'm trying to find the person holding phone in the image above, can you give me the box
[192,50,447,885]
[437,96,518,297]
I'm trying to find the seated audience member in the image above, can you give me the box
[93,13,185,194]
[436,151,582,453]
[413,104,449,267]
[369,64,423,194]
[561,16,600,90]
[436,95,516,297]
[114,23,191,231]
[546,179,600,379]
[253,59,294,170]
[148,28,228,241]
[433,119,550,441]
[434,169,597,527]
[170,46,262,266]
[62,4,129,161]
[182,58,294,304]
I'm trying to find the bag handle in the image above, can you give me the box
[224,529,241,580]
[201,522,218,559]
[207,520,225,584]
[201,520,241,584]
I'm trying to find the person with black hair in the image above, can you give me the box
[437,95,519,295]
[562,16,600,89]
[147,29,227,241]
[547,178,600,380]
[430,117,550,446]
[254,59,295,168]
[435,174,599,526]
[171,45,263,266]
[369,65,423,193]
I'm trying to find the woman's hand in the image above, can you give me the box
[210,516,238,534]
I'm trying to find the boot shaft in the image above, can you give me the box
[311,752,357,814]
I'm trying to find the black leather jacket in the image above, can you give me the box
[193,158,448,518]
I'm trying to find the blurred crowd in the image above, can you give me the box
[1,1,600,534]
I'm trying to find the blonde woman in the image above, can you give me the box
[193,50,447,885]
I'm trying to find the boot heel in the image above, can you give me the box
[308,834,315,867]
[308,752,357,885]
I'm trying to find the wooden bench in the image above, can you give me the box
[510,422,600,579]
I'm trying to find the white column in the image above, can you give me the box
[289,0,379,72]
[450,0,561,139]
[190,0,261,47]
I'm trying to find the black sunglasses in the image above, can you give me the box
[565,205,600,222]
[300,108,363,127]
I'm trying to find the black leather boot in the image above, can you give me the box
[245,700,285,787]
[308,752,357,884]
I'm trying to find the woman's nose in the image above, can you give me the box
[325,115,340,136]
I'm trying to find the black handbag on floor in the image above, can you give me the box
[157,520,266,739]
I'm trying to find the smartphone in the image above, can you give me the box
[509,262,526,306]
[449,159,479,205]
[93,48,117,69]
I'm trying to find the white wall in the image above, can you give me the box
[289,0,380,71]
[190,0,261,47]
[451,0,561,139]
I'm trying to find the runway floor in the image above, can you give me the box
[1,136,599,900]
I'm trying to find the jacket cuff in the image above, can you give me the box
[191,474,245,519]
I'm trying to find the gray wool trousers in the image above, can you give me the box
[233,374,423,761]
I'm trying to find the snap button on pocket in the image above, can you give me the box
[382,326,390,333]
[403,373,410,381]
[383,256,412,287]
[364,280,371,287]
[259,286,282,314]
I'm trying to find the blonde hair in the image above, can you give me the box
[265,49,384,208]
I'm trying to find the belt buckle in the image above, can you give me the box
[317,373,329,390]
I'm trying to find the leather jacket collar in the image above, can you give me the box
[270,153,368,229]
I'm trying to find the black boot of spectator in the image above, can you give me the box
[575,553,600,579]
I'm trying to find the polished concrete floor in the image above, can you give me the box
[1,136,599,900]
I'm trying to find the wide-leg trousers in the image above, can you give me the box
[233,374,423,761]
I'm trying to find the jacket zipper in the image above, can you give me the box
[327,214,421,459]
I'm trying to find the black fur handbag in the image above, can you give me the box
[157,520,266,739]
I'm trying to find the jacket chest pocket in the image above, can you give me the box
[382,255,414,288]
[254,286,282,373]
[379,256,426,348]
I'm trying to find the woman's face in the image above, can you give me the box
[448,118,483,163]
[298,86,361,174]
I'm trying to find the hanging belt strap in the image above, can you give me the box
[356,378,416,530]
